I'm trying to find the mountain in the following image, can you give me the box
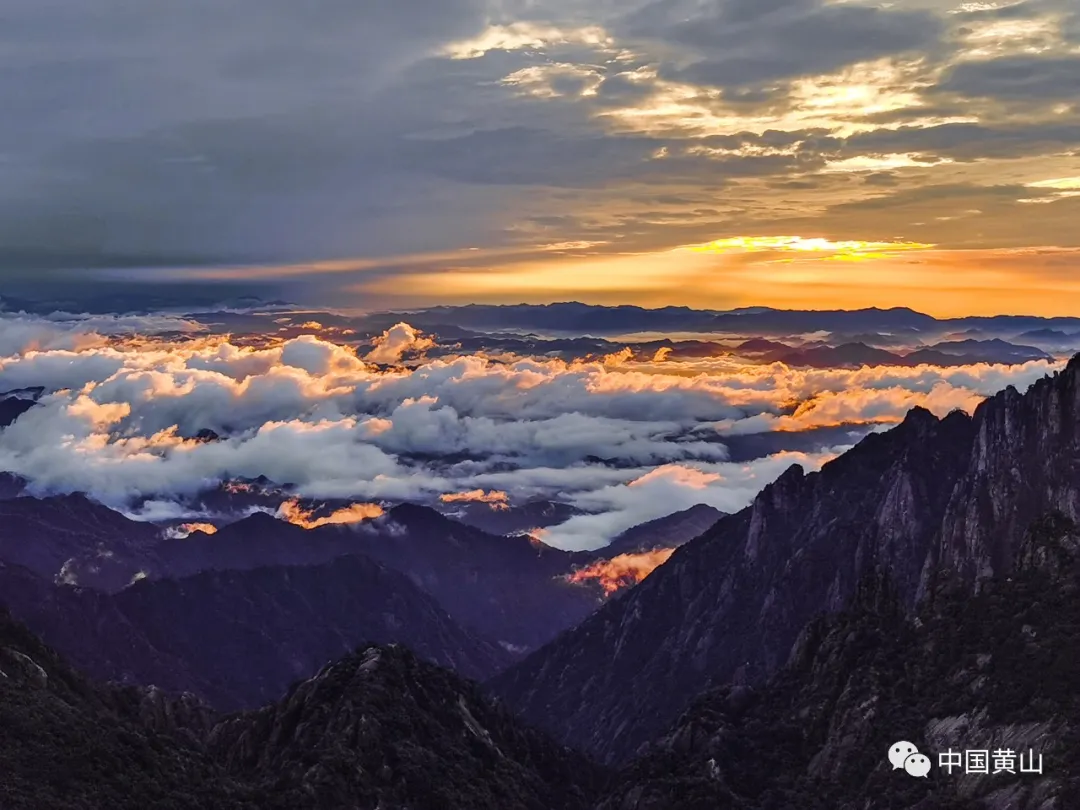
[735,338,792,354]
[0,387,41,427]
[777,342,901,368]
[491,356,1080,766]
[0,605,256,809]
[0,608,605,810]
[209,644,607,810]
[0,554,509,711]
[711,307,938,335]
[153,505,604,650]
[490,405,976,764]
[776,340,1051,370]
[0,496,606,653]
[601,504,726,556]
[0,493,160,589]
[441,498,583,536]
[362,504,602,649]
[923,338,1052,363]
[600,516,1080,809]
[364,302,717,335]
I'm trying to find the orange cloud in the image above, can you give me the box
[277,499,385,528]
[566,548,676,596]
[439,489,510,510]
[164,522,218,539]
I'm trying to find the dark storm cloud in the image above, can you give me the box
[844,121,1080,162]
[0,0,494,274]
[619,0,943,90]
[934,56,1080,101]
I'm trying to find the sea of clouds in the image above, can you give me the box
[0,310,1062,549]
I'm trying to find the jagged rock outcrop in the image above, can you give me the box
[936,356,1080,586]
[209,644,608,809]
[491,405,977,764]
[598,514,1080,809]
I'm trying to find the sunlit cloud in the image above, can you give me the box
[444,22,613,59]
[1027,177,1080,190]
[1019,175,1080,204]
[439,489,510,509]
[503,62,607,98]
[276,499,385,529]
[822,154,953,173]
[955,14,1064,58]
[566,548,675,596]
[679,235,936,260]
[164,522,219,539]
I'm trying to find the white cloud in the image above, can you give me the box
[0,314,1059,541]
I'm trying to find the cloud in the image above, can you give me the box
[539,454,840,549]
[364,323,436,363]
[935,55,1080,101]
[439,489,511,508]
[276,499,385,528]
[0,0,1077,307]
[0,310,204,356]
[630,0,943,91]
[165,522,219,539]
[0,314,1064,539]
[566,548,676,595]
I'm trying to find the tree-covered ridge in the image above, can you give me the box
[0,607,605,810]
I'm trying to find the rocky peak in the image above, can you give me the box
[600,532,1080,809]
[207,643,607,809]
[492,358,1080,765]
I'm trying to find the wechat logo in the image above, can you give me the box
[889,741,931,778]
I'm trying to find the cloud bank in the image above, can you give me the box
[0,313,1062,548]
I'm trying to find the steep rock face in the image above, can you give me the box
[936,358,1080,587]
[493,359,1080,768]
[209,645,608,810]
[0,554,509,710]
[491,407,976,764]
[599,518,1080,809]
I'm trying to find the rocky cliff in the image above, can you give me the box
[599,513,1080,809]
[491,358,1080,766]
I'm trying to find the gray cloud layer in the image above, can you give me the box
[3,0,1079,292]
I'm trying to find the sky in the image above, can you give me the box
[4,0,1080,314]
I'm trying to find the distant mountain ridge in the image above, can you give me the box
[0,553,509,711]
[360,302,1080,340]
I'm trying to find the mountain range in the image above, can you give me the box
[490,355,1080,766]
[6,342,1080,805]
